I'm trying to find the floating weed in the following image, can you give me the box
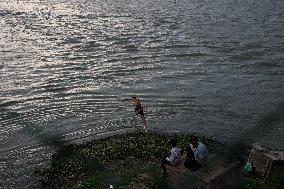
[36,132,221,189]
[73,171,109,189]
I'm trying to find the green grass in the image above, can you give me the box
[34,132,227,189]
[73,172,109,189]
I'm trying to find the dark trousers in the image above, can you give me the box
[184,159,201,171]
[161,157,172,175]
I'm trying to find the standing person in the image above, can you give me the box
[160,138,182,176]
[188,136,208,167]
[123,96,147,130]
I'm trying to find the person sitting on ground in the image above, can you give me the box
[187,136,208,168]
[160,138,182,176]
[184,145,201,171]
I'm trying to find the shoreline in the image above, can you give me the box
[35,131,282,189]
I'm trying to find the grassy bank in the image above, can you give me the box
[35,132,220,189]
[35,131,283,189]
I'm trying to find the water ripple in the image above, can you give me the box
[0,0,284,188]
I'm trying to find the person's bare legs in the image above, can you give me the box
[135,109,148,131]
[141,114,148,131]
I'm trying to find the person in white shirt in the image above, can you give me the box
[189,136,208,166]
[160,138,181,176]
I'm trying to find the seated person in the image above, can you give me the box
[186,136,208,168]
[161,138,181,176]
[184,145,201,171]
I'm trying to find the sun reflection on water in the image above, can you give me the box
[0,0,81,16]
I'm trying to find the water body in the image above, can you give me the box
[0,0,283,188]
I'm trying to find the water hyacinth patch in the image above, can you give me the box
[35,132,221,189]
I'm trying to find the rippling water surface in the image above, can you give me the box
[0,0,284,188]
